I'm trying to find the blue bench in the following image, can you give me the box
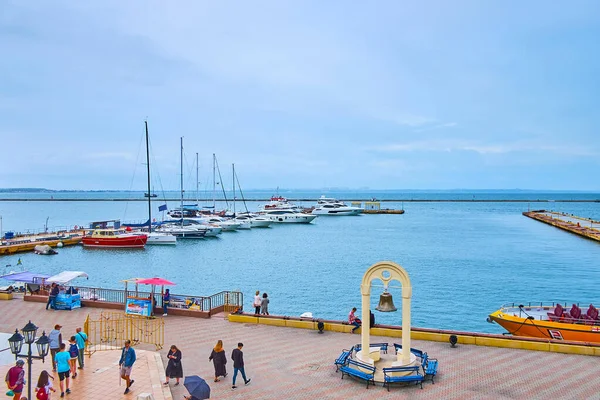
[421,353,439,384]
[354,342,389,354]
[393,343,425,361]
[334,346,354,372]
[339,359,376,388]
[383,366,424,391]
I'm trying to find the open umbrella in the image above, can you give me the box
[136,277,175,316]
[184,375,210,400]
[136,277,175,286]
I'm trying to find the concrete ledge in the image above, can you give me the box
[227,313,600,356]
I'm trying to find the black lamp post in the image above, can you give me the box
[8,321,50,400]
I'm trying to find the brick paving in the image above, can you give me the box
[1,298,600,399]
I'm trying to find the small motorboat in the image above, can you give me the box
[488,302,600,343]
[81,228,148,248]
[33,244,58,255]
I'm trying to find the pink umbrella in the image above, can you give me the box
[135,277,175,316]
[136,277,175,286]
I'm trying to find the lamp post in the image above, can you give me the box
[7,321,50,400]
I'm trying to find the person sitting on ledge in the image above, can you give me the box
[348,307,361,333]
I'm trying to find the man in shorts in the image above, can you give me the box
[54,343,72,397]
[119,340,136,395]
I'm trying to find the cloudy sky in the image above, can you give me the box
[1,1,599,190]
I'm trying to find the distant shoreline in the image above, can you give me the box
[0,198,598,203]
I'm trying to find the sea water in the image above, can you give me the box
[1,191,600,334]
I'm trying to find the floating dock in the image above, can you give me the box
[0,230,84,255]
[523,210,600,242]
[358,201,405,214]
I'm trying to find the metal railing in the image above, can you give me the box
[28,285,243,315]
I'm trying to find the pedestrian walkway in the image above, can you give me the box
[1,298,600,399]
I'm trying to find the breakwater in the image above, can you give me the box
[523,210,600,242]
[1,198,599,202]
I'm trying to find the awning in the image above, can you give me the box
[47,271,89,284]
[0,271,51,284]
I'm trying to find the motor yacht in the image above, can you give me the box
[260,209,318,223]
[233,213,273,228]
[311,203,363,216]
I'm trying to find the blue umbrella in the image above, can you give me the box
[184,375,211,400]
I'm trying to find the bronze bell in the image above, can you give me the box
[375,291,397,312]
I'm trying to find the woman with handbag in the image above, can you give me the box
[163,345,183,386]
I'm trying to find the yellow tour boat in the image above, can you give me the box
[488,302,600,343]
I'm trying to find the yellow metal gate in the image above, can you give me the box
[84,311,164,354]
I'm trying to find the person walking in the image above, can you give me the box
[348,307,361,333]
[163,345,182,386]
[54,343,72,398]
[162,289,170,317]
[35,370,56,400]
[4,360,25,400]
[46,283,59,310]
[208,340,227,382]
[74,328,87,370]
[253,291,261,315]
[67,337,78,379]
[231,343,250,389]
[119,340,136,395]
[48,325,62,372]
[260,293,269,315]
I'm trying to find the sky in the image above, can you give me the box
[1,0,599,191]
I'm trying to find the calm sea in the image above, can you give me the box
[1,190,600,334]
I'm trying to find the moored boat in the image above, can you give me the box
[82,229,147,248]
[488,302,600,343]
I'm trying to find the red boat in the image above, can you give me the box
[81,229,147,248]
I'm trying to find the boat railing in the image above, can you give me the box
[500,302,600,325]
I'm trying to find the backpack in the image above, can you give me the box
[69,343,78,358]
[36,387,48,400]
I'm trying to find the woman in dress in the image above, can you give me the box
[208,340,227,382]
[164,345,183,386]
[261,292,270,315]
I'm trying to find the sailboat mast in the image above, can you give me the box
[232,163,236,216]
[212,153,216,212]
[196,152,199,204]
[145,121,152,233]
[180,137,184,227]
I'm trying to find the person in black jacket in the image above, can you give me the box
[370,310,375,328]
[231,343,251,389]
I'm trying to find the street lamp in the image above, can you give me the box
[8,321,50,400]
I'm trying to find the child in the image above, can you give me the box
[68,337,79,378]
[35,370,56,400]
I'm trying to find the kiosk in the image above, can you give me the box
[46,271,89,311]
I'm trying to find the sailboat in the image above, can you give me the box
[231,164,272,228]
[143,121,177,245]
[156,137,208,238]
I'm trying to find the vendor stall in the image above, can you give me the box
[126,277,175,317]
[47,271,89,310]
[0,271,51,296]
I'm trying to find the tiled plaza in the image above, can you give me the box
[1,298,599,399]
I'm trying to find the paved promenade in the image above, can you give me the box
[1,299,599,399]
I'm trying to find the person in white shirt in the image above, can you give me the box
[253,291,261,315]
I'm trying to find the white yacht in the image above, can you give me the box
[203,216,241,232]
[260,209,318,223]
[311,203,363,216]
[145,231,177,245]
[233,213,272,228]
[155,223,207,238]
